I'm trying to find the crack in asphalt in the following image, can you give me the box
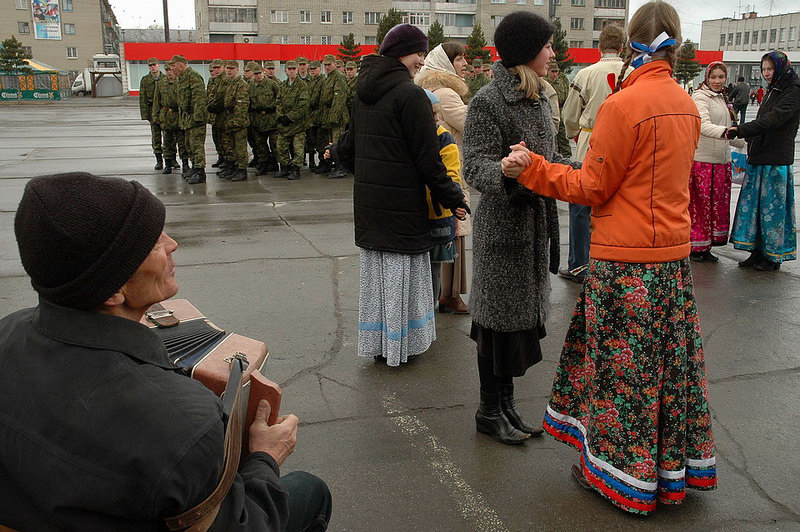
[708,365,800,385]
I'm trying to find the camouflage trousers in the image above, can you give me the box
[149,121,163,155]
[184,124,206,168]
[317,126,344,152]
[253,129,278,165]
[277,132,306,168]
[556,119,572,158]
[163,128,187,162]
[224,127,249,170]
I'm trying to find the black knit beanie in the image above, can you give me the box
[379,24,429,58]
[14,172,166,310]
[494,12,555,68]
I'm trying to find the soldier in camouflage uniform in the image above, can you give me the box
[172,54,208,184]
[468,59,490,101]
[306,60,325,173]
[139,57,166,169]
[344,61,357,112]
[275,61,309,181]
[265,61,278,83]
[335,60,345,73]
[219,60,250,182]
[207,58,225,168]
[243,61,259,168]
[152,61,188,176]
[318,54,349,178]
[248,63,280,175]
[547,59,572,158]
[482,62,494,79]
[297,57,309,83]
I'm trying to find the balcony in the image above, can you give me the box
[435,2,477,13]
[443,26,472,37]
[209,0,256,4]
[393,1,433,10]
[593,8,626,18]
[209,22,258,33]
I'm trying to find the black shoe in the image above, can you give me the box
[230,168,247,182]
[498,384,544,436]
[276,165,292,178]
[266,160,279,172]
[701,250,718,262]
[186,168,206,184]
[248,158,257,168]
[558,265,587,283]
[328,166,347,179]
[181,160,191,179]
[255,165,268,176]
[571,464,593,491]
[475,391,530,445]
[211,158,224,168]
[689,252,704,262]
[738,251,762,268]
[288,166,300,180]
[313,162,330,174]
[162,159,175,175]
[154,154,163,170]
[754,256,780,271]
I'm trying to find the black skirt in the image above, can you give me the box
[470,321,546,378]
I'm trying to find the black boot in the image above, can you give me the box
[266,157,279,172]
[186,168,206,184]
[255,163,268,176]
[275,164,292,178]
[738,250,762,268]
[248,158,257,168]
[313,160,330,174]
[211,157,224,168]
[230,168,247,182]
[328,163,346,179]
[162,159,174,175]
[181,159,191,179]
[475,391,530,445]
[499,384,544,436]
[154,154,163,170]
[288,165,300,180]
[754,256,780,271]
[218,161,236,179]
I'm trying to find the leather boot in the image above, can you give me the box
[231,168,248,182]
[475,391,530,445]
[738,250,762,268]
[211,157,224,168]
[248,157,257,168]
[181,159,191,179]
[313,160,330,174]
[499,384,544,436]
[162,159,174,175]
[288,165,301,180]
[255,164,268,176]
[328,163,346,179]
[266,157,279,172]
[275,164,292,178]
[218,161,235,179]
[186,168,206,184]
[154,154,163,170]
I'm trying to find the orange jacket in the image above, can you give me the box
[518,61,701,263]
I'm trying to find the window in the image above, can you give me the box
[300,10,311,23]
[270,10,288,23]
[64,23,76,35]
[569,40,583,47]
[490,0,506,3]
[592,40,599,48]
[365,35,377,45]
[719,34,725,47]
[403,12,430,26]
[594,0,624,6]
[300,35,311,44]
[15,0,26,9]
[321,35,332,45]
[735,32,741,45]
[342,11,353,24]
[274,35,289,44]
[727,33,733,46]
[761,29,767,42]
[18,22,30,34]
[438,13,474,27]
[210,8,256,23]
[779,27,786,41]
[770,28,776,42]
[790,27,796,41]
[516,0,526,4]
[365,12,381,25]
[752,31,758,44]
[570,18,584,30]
[572,0,585,5]
[321,11,331,23]
[63,0,73,12]
[743,31,749,45]
[532,0,543,4]
[491,15,504,27]
[66,47,77,58]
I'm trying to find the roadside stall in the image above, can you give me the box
[0,60,71,101]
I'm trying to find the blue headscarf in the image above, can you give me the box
[763,51,797,88]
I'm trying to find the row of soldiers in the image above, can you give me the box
[139,54,358,184]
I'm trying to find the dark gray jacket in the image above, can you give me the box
[464,62,577,332]
[737,76,800,165]
[0,298,288,532]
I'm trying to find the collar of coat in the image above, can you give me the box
[417,70,469,99]
[621,60,673,90]
[493,61,543,104]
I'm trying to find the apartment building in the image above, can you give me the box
[1,0,119,73]
[700,10,800,53]
[194,0,628,47]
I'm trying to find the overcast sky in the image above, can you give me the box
[110,0,797,43]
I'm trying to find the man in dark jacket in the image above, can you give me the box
[0,172,332,532]
[730,76,751,123]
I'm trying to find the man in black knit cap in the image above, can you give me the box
[0,172,331,532]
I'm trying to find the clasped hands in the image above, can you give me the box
[501,142,533,179]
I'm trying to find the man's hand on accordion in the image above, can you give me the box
[249,399,298,466]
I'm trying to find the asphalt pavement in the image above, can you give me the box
[0,98,799,531]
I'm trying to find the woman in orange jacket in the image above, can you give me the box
[502,1,717,516]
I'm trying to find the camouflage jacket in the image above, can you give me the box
[152,79,181,130]
[319,69,349,128]
[206,75,222,124]
[249,78,280,132]
[139,72,164,122]
[177,68,208,129]
[468,74,490,101]
[224,76,250,130]
[346,75,357,113]
[306,74,324,126]
[551,73,569,109]
[277,78,310,136]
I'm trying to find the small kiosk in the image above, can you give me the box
[0,60,72,101]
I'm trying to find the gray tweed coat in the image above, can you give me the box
[464,62,576,332]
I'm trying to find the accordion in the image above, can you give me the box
[141,299,282,429]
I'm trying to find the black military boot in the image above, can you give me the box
[312,160,330,174]
[162,159,175,175]
[248,158,257,168]
[255,163,269,176]
[211,157,224,168]
[154,154,164,170]
[328,163,346,179]
[266,156,279,172]
[231,168,248,182]
[181,159,191,179]
[186,168,206,185]
[218,161,235,179]
[275,164,292,178]
[475,391,530,445]
[308,151,318,171]
[288,165,301,181]
[499,383,544,436]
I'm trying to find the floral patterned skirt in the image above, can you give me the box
[543,259,717,516]
[689,161,732,252]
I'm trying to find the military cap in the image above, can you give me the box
[210,58,224,67]
[471,59,482,68]
[244,60,258,71]
[466,65,474,72]
[309,60,321,68]
[263,60,276,68]
[345,61,357,69]
[285,60,298,69]
[296,56,309,64]
[165,62,172,70]
[225,59,238,68]
[547,59,560,70]
[322,54,336,65]
[335,59,344,67]
[147,57,159,65]
[482,63,492,71]
[171,55,187,64]
[251,63,263,73]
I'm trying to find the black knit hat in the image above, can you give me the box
[14,172,166,310]
[379,24,428,58]
[494,12,555,68]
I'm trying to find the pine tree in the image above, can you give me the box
[376,8,405,46]
[465,24,491,63]
[551,19,574,75]
[674,39,703,88]
[338,33,362,63]
[0,36,32,74]
[427,20,446,50]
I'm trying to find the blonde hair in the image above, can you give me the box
[615,1,682,92]
[508,65,543,100]
[432,102,444,125]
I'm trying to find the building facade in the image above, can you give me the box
[700,10,800,53]
[1,0,118,73]
[194,0,628,47]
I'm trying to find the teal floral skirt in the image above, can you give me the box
[730,164,796,262]
[543,259,717,516]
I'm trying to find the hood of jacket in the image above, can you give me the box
[356,55,412,105]
[415,45,457,80]
[417,70,469,99]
